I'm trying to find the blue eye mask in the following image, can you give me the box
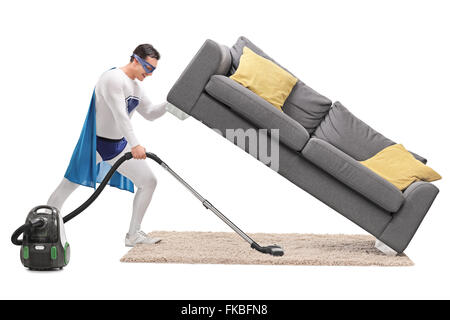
[133,54,156,74]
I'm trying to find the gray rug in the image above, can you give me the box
[121,231,413,266]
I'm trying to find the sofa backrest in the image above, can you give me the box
[228,36,332,134]
[313,101,428,164]
[229,36,289,74]
[313,101,395,161]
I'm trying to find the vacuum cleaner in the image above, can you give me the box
[12,205,69,270]
[11,152,284,270]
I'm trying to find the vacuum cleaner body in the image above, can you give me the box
[20,205,70,270]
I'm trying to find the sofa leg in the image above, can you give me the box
[375,240,398,256]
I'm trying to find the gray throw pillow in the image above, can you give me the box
[282,81,332,133]
[313,101,395,161]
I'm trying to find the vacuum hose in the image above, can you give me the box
[11,152,163,245]
[12,151,284,257]
[63,152,162,223]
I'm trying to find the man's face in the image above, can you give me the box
[135,56,158,81]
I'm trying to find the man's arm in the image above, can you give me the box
[137,94,167,121]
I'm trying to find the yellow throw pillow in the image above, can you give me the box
[360,144,441,190]
[230,46,298,111]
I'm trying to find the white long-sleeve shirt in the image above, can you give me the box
[95,68,166,147]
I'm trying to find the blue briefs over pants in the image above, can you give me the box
[96,136,128,161]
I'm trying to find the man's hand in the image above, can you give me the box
[131,145,147,159]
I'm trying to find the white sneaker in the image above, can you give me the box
[125,231,162,247]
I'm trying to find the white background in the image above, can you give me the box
[0,0,449,300]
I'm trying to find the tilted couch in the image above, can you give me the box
[167,36,440,254]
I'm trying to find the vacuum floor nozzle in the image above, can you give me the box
[251,243,284,256]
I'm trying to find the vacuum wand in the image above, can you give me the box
[157,155,284,257]
[12,152,284,257]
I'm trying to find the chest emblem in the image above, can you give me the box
[126,96,140,114]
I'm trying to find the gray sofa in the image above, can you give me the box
[167,37,439,254]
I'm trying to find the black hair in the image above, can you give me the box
[130,44,160,62]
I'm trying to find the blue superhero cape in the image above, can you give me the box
[64,90,134,193]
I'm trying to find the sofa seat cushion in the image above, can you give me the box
[205,75,310,151]
[302,138,405,212]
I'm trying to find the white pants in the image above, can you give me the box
[47,145,157,235]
